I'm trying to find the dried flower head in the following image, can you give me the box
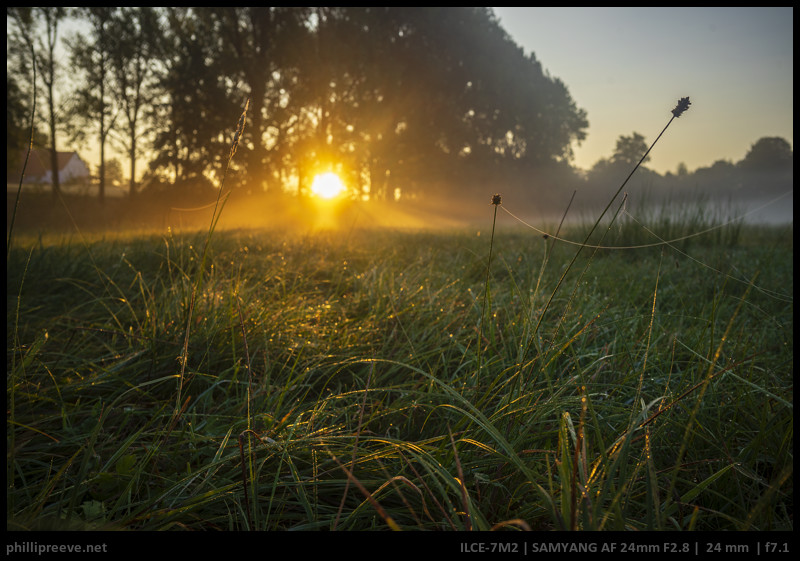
[491,193,502,206]
[671,97,691,118]
[230,98,250,160]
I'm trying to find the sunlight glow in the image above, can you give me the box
[310,172,346,200]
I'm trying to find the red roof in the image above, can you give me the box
[8,149,86,183]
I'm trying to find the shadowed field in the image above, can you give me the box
[6,211,792,531]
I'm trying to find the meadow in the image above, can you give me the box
[6,198,793,531]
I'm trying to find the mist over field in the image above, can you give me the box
[6,173,791,238]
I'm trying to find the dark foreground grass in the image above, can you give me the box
[6,217,792,531]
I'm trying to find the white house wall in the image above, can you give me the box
[60,155,91,183]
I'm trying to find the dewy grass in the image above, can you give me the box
[6,226,792,530]
[6,96,793,532]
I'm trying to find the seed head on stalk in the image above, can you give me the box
[230,98,250,161]
[671,96,691,118]
[477,193,502,382]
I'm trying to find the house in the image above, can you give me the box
[7,149,91,192]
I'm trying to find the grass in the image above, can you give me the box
[6,96,793,533]
[6,217,793,531]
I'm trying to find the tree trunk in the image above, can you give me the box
[99,139,105,205]
[129,142,137,198]
[47,93,60,199]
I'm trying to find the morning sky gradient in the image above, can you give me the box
[492,7,793,175]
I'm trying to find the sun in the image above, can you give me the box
[310,172,346,200]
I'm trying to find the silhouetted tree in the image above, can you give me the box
[8,7,69,199]
[107,7,162,197]
[735,136,793,198]
[611,132,650,168]
[738,137,793,172]
[287,7,589,200]
[67,7,117,204]
[149,8,239,185]
[24,7,587,205]
[584,132,660,205]
[202,7,310,194]
[292,7,395,198]
[687,159,739,198]
[6,75,48,175]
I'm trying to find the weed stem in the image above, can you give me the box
[477,196,501,381]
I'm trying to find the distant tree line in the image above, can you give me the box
[581,133,793,209]
[7,7,791,213]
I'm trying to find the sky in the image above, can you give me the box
[491,7,793,174]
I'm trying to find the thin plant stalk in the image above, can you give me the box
[521,97,691,378]
[476,194,502,381]
[575,98,693,256]
[174,98,250,419]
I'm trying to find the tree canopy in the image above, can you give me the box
[7,7,589,203]
[739,137,793,172]
[7,7,790,216]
